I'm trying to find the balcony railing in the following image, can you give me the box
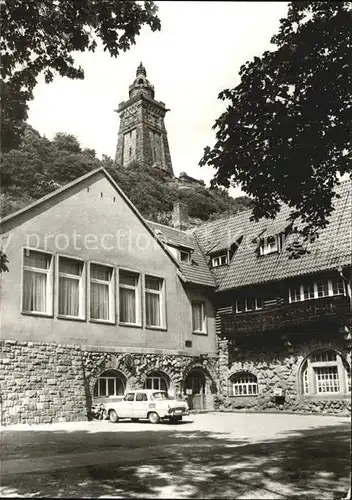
[220,295,351,336]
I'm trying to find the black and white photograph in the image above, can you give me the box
[0,1,351,498]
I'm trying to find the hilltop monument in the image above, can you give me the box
[115,63,174,176]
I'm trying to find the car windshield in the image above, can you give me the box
[152,391,173,400]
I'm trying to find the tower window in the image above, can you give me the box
[138,78,144,85]
[129,147,132,157]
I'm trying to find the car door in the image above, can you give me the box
[118,392,135,418]
[133,392,149,418]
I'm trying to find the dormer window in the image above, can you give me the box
[180,250,191,263]
[211,254,228,268]
[259,235,280,256]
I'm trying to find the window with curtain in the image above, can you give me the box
[119,270,139,324]
[90,263,114,322]
[192,301,206,333]
[58,256,85,318]
[300,350,350,396]
[145,276,164,327]
[22,249,53,314]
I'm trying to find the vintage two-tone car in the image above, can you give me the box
[104,389,189,424]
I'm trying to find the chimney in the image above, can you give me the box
[172,201,189,230]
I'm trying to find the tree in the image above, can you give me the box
[200,2,351,238]
[0,125,101,217]
[52,133,82,154]
[0,125,252,224]
[0,0,161,152]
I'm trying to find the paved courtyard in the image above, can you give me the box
[0,412,350,499]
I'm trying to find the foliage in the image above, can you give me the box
[0,249,9,273]
[200,2,351,237]
[0,191,36,219]
[0,0,161,152]
[105,162,178,221]
[0,125,99,217]
[1,125,251,224]
[106,164,252,223]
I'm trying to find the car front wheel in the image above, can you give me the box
[109,410,119,423]
[148,412,160,424]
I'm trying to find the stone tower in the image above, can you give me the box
[115,63,174,175]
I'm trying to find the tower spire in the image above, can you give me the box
[136,62,146,77]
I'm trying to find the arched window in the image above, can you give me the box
[300,350,350,396]
[144,370,169,391]
[228,372,258,396]
[93,370,126,398]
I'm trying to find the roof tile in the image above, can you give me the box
[147,221,216,287]
[194,180,351,291]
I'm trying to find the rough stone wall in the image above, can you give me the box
[83,350,218,401]
[0,340,218,426]
[216,337,351,415]
[0,340,87,426]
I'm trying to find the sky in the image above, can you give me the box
[27,1,289,197]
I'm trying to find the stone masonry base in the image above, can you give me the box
[0,340,218,426]
[1,337,350,425]
[216,337,351,416]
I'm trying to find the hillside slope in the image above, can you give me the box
[0,125,252,224]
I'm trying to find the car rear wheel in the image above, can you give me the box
[148,412,160,424]
[109,410,119,423]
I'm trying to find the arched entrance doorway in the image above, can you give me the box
[93,370,126,401]
[184,368,210,410]
[144,370,170,392]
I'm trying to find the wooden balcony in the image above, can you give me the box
[220,295,351,336]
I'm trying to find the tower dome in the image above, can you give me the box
[129,62,155,99]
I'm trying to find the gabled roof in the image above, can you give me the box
[0,167,105,228]
[0,167,180,269]
[148,221,195,250]
[194,179,351,292]
[148,221,216,288]
[2,166,349,293]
